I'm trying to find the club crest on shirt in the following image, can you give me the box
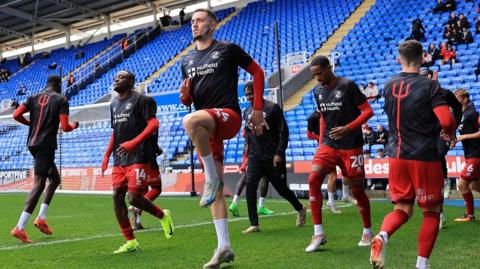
[188,59,194,65]
[187,67,196,78]
[125,103,132,110]
[211,51,220,60]
[334,90,343,99]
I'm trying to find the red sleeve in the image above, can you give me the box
[131,117,159,145]
[245,61,264,111]
[478,116,480,126]
[59,114,77,132]
[307,131,319,140]
[346,101,373,131]
[119,117,159,152]
[12,105,30,126]
[433,105,456,135]
[319,114,325,144]
[102,132,115,171]
[104,132,115,159]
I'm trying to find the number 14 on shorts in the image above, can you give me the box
[135,168,146,186]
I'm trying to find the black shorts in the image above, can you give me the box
[28,147,56,177]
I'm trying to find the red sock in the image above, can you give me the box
[118,219,135,240]
[418,211,440,258]
[351,183,371,228]
[462,192,474,215]
[145,187,162,201]
[309,171,324,225]
[152,205,165,219]
[380,209,409,237]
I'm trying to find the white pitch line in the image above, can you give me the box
[0,204,353,252]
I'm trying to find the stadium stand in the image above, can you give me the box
[0,57,24,78]
[149,0,362,94]
[0,35,123,105]
[68,8,234,107]
[286,0,480,161]
[1,0,479,170]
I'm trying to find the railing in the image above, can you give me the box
[272,51,312,68]
[62,29,150,98]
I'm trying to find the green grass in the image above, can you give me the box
[0,194,478,269]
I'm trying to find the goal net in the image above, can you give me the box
[0,101,197,195]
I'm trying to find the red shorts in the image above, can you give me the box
[461,158,480,181]
[112,164,161,193]
[312,145,365,179]
[388,158,443,209]
[201,108,242,164]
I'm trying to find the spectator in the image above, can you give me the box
[23,52,31,66]
[375,124,388,145]
[67,73,75,87]
[460,27,474,44]
[445,0,457,11]
[456,19,462,31]
[421,50,433,67]
[432,0,446,13]
[411,18,426,41]
[448,28,461,44]
[74,43,84,59]
[365,81,380,102]
[475,17,480,34]
[363,126,377,150]
[475,58,480,81]
[121,38,129,51]
[458,13,470,28]
[376,148,386,158]
[441,44,457,65]
[363,149,372,159]
[362,123,370,133]
[0,100,19,114]
[443,24,452,39]
[446,11,459,27]
[41,51,51,58]
[0,68,9,82]
[16,83,26,96]
[180,8,186,24]
[48,62,57,70]
[10,100,19,110]
[428,43,441,61]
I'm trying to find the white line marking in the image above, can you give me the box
[0,204,353,251]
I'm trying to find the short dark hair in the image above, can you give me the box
[398,40,423,67]
[193,8,218,22]
[125,70,135,83]
[47,75,61,86]
[310,55,330,69]
[244,81,253,91]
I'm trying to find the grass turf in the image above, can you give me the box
[0,194,478,269]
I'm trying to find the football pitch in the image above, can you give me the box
[0,194,478,269]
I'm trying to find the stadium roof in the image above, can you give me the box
[0,0,207,50]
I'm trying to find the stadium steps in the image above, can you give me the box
[138,9,241,93]
[283,0,377,111]
[66,39,121,78]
